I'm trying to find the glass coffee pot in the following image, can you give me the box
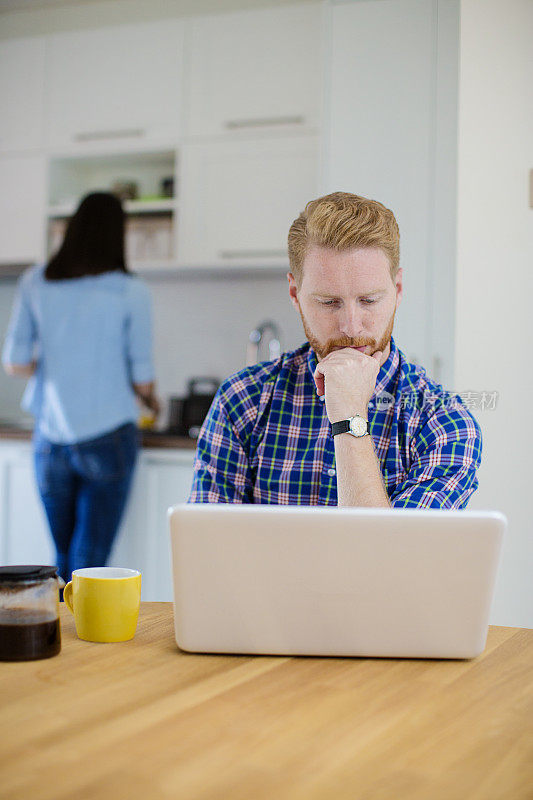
[0,565,63,661]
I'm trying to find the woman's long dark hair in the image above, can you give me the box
[45,192,129,280]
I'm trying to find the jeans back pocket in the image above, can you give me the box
[72,425,137,482]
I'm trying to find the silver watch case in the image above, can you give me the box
[349,414,369,437]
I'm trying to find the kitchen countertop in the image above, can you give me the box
[1,602,532,800]
[0,424,197,450]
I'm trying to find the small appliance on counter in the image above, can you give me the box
[167,378,220,439]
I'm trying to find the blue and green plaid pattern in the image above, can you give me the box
[189,337,482,508]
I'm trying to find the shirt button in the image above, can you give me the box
[327,468,336,477]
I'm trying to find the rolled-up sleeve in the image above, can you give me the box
[125,279,155,384]
[390,403,482,510]
[1,270,37,366]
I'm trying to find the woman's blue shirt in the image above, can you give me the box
[2,265,154,443]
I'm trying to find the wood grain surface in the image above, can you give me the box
[1,603,532,800]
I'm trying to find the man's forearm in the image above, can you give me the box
[334,433,391,507]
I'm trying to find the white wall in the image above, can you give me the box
[149,272,304,402]
[455,0,533,627]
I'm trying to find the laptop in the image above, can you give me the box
[168,504,505,660]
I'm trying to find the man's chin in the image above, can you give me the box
[299,310,395,362]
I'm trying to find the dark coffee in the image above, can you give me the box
[0,609,61,661]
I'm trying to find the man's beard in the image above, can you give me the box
[300,309,396,361]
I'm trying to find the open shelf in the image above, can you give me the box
[46,149,179,265]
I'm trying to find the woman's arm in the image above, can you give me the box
[132,380,161,416]
[3,360,37,378]
[127,281,160,417]
[2,270,37,374]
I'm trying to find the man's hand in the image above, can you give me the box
[313,348,382,423]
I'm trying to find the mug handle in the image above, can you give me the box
[63,581,74,613]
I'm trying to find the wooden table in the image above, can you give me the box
[1,603,532,800]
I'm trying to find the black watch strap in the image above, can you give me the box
[331,419,351,436]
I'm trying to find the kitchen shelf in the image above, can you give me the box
[47,198,176,217]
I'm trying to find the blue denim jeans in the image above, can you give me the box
[34,423,139,582]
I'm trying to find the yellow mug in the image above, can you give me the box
[63,567,141,642]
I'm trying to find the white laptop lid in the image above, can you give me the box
[169,505,505,660]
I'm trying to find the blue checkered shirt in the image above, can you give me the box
[189,337,482,508]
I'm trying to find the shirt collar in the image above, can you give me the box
[306,336,400,400]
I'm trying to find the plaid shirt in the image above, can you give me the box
[189,337,482,508]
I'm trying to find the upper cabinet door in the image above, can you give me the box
[178,136,318,268]
[0,37,45,153]
[185,4,322,138]
[0,154,46,265]
[45,20,184,151]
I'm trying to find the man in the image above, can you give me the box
[190,192,481,508]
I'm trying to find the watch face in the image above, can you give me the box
[349,415,368,437]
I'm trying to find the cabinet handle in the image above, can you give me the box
[73,128,145,143]
[224,115,304,130]
[219,249,287,259]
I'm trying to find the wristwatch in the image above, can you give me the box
[331,414,370,438]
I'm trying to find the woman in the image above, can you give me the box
[2,192,160,581]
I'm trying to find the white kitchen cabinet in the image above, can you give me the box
[178,136,318,268]
[0,441,194,600]
[0,36,45,153]
[110,449,195,601]
[185,4,322,138]
[106,452,149,573]
[45,20,184,152]
[0,154,46,265]
[0,442,54,566]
